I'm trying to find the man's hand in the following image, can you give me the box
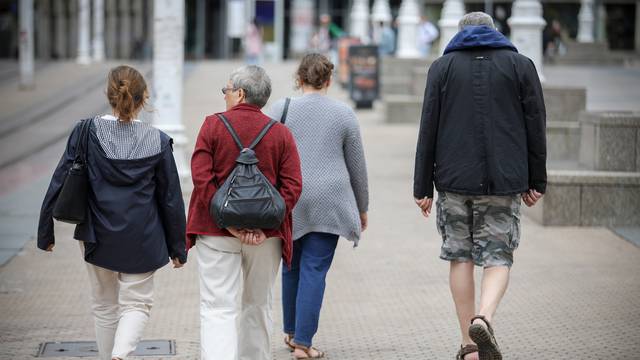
[171,258,184,268]
[360,212,368,232]
[522,189,543,207]
[414,197,433,218]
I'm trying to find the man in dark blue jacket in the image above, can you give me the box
[413,12,547,360]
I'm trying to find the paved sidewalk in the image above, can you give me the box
[0,61,639,359]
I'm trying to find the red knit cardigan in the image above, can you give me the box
[186,103,302,266]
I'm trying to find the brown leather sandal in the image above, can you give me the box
[292,344,325,359]
[468,315,502,360]
[456,344,479,360]
[284,334,295,352]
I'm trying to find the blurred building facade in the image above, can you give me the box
[0,0,638,60]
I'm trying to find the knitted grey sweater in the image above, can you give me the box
[267,93,369,244]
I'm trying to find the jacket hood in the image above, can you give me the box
[443,25,518,55]
[88,130,170,186]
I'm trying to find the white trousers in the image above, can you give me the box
[82,244,154,360]
[197,235,282,360]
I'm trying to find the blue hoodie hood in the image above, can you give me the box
[443,25,518,55]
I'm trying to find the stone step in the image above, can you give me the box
[547,121,581,161]
[523,170,640,226]
[543,86,586,123]
[579,111,640,172]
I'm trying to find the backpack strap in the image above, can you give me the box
[216,114,244,150]
[248,120,277,150]
[280,97,291,124]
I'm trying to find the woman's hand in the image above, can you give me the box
[360,212,368,232]
[227,227,267,245]
[171,258,184,268]
[46,243,55,252]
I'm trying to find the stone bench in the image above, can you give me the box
[523,170,640,226]
[579,111,640,172]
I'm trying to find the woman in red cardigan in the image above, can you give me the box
[186,65,302,360]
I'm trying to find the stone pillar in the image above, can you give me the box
[119,0,131,59]
[132,0,144,59]
[77,0,91,64]
[438,0,465,55]
[92,0,105,61]
[36,0,50,59]
[19,0,35,90]
[577,0,595,43]
[291,0,315,55]
[194,0,206,59]
[396,0,421,58]
[508,0,546,81]
[153,0,190,183]
[371,0,392,45]
[349,0,370,43]
[105,0,117,58]
[53,0,67,58]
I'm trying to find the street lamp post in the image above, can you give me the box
[438,0,465,55]
[19,0,35,90]
[396,0,421,58]
[508,0,546,81]
[153,0,190,184]
[77,0,91,65]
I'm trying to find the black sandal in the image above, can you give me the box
[468,315,502,360]
[456,344,478,360]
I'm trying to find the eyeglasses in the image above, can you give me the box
[221,87,241,95]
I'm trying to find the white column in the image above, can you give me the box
[290,0,314,55]
[194,0,206,59]
[36,0,50,59]
[92,0,105,61]
[349,0,370,43]
[77,0,91,64]
[396,0,421,58]
[119,0,131,59]
[53,0,67,58]
[508,0,546,81]
[153,0,190,183]
[577,0,595,43]
[69,0,78,58]
[19,0,35,90]
[275,0,285,61]
[438,0,465,55]
[371,0,392,44]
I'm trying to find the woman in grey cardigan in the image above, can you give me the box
[267,53,369,359]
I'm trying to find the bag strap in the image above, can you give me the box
[216,113,277,151]
[248,120,276,150]
[75,118,92,163]
[216,114,244,150]
[280,97,291,124]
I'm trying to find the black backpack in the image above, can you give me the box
[209,114,286,230]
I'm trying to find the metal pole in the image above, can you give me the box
[19,0,35,90]
[77,0,91,64]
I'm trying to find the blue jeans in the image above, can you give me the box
[282,232,339,347]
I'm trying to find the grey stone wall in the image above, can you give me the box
[579,112,640,171]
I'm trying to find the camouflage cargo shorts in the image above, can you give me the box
[436,191,521,268]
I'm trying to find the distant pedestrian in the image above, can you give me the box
[376,21,396,56]
[187,65,302,360]
[245,18,263,65]
[267,53,369,359]
[38,65,187,360]
[413,12,546,360]
[418,15,439,57]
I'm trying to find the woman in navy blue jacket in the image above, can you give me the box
[37,65,186,360]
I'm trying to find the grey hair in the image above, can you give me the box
[458,12,495,31]
[229,65,272,108]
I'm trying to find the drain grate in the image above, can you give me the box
[37,340,175,357]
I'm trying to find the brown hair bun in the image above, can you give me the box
[107,65,148,122]
[296,53,334,90]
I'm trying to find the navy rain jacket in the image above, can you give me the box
[413,25,547,198]
[38,120,187,273]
